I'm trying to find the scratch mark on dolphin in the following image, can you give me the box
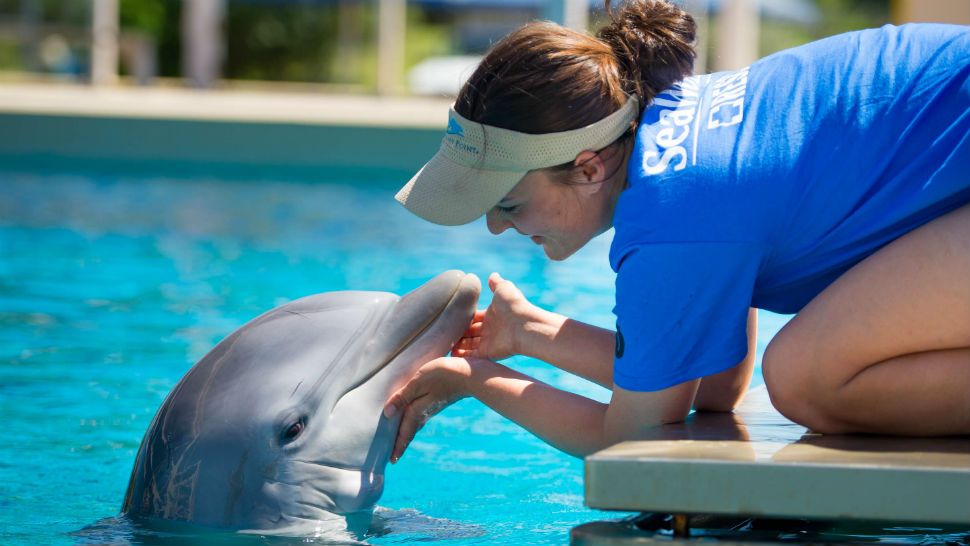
[224,448,249,525]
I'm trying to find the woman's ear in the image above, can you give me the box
[574,150,607,195]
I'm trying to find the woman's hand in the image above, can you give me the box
[451,273,539,361]
[382,357,474,463]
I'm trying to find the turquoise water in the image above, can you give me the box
[0,171,789,545]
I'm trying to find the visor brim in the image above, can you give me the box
[395,151,526,226]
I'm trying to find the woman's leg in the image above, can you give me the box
[762,202,970,435]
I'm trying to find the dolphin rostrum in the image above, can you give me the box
[122,270,481,534]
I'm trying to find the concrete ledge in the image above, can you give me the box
[585,387,970,525]
[0,83,452,179]
[0,83,452,127]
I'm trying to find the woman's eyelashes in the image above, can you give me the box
[496,203,520,215]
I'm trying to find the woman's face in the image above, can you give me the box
[484,169,618,261]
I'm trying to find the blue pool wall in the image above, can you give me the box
[0,111,442,181]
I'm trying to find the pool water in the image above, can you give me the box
[0,171,788,545]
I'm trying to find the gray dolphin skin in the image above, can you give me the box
[122,270,481,534]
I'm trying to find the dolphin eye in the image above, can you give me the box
[280,418,306,444]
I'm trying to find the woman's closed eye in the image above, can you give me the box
[496,204,520,215]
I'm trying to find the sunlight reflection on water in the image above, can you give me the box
[0,171,791,545]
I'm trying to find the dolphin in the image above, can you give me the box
[122,270,481,534]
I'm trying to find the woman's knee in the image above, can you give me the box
[763,334,805,420]
[762,330,810,406]
[762,332,847,433]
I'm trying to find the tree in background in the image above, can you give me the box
[760,0,890,56]
[0,0,892,89]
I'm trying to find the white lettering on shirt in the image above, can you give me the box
[643,77,703,175]
[708,67,749,130]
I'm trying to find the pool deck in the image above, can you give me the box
[583,386,970,527]
[0,82,452,127]
[0,82,453,179]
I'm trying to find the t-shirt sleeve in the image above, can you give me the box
[612,242,762,392]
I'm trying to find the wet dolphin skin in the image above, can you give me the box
[122,271,481,533]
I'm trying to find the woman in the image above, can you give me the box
[384,0,970,462]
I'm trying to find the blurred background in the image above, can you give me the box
[0,0,965,181]
[0,0,966,96]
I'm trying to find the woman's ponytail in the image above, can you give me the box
[452,0,697,145]
[598,0,697,104]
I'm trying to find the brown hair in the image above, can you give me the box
[454,0,696,156]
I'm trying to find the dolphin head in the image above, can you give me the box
[122,270,481,532]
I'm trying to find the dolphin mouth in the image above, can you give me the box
[342,271,481,395]
[390,271,480,360]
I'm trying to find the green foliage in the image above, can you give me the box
[405,7,452,69]
[224,3,340,82]
[0,0,84,27]
[759,20,816,56]
[123,0,182,78]
[224,2,454,88]
[814,0,891,36]
[119,0,167,36]
[31,0,88,25]
[760,0,889,59]
[0,38,19,70]
[1,0,890,91]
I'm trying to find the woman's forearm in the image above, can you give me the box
[467,358,610,458]
[385,357,698,461]
[518,309,615,388]
[693,308,757,412]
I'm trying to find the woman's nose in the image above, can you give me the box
[485,210,511,235]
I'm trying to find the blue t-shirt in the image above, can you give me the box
[611,24,970,392]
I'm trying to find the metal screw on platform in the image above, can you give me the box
[673,514,691,538]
